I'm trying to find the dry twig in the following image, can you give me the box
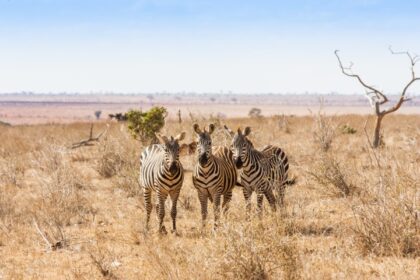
[71,124,109,149]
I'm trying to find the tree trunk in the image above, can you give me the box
[373,114,384,148]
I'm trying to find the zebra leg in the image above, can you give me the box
[256,191,264,218]
[197,190,208,228]
[243,187,252,218]
[169,190,180,233]
[155,201,160,221]
[276,185,285,207]
[157,191,168,234]
[265,189,277,212]
[222,191,233,216]
[213,191,222,229]
[143,188,152,231]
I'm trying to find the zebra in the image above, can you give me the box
[224,125,290,214]
[192,123,237,228]
[139,132,186,234]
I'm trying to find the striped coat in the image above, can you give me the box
[192,124,237,227]
[225,126,290,213]
[139,132,185,234]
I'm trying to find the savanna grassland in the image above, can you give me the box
[0,114,419,279]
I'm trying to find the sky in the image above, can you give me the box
[0,0,420,94]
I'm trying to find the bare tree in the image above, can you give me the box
[335,47,419,148]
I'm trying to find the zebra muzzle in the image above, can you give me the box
[169,162,178,174]
[199,154,208,165]
[235,157,243,168]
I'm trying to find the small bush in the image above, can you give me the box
[249,108,262,118]
[312,112,336,152]
[35,164,92,227]
[29,146,94,250]
[113,158,140,197]
[96,137,125,178]
[353,172,418,257]
[213,219,302,280]
[126,107,167,144]
[340,124,357,134]
[307,153,355,197]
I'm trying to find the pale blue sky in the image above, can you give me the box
[0,0,419,94]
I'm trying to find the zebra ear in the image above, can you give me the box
[244,127,251,136]
[223,125,234,137]
[193,123,201,134]
[155,133,168,144]
[208,124,215,134]
[175,132,186,142]
[237,127,242,135]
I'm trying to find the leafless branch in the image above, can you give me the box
[33,217,53,249]
[33,217,66,251]
[71,123,109,149]
[336,47,419,148]
[335,50,388,106]
[389,46,418,66]
[385,46,420,115]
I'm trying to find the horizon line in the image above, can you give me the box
[1,92,419,96]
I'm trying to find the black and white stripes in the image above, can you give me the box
[224,125,290,214]
[138,125,292,233]
[192,124,237,228]
[139,132,185,234]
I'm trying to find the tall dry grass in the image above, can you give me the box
[0,114,419,279]
[352,149,419,257]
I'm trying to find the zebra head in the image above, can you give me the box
[193,123,215,166]
[156,132,186,175]
[224,125,252,169]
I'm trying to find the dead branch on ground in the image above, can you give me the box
[33,217,66,251]
[71,124,109,149]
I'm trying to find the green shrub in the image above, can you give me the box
[126,107,167,144]
[340,124,357,134]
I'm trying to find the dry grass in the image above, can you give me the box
[307,153,356,197]
[210,217,302,280]
[96,136,126,178]
[0,114,419,279]
[352,153,419,257]
[311,110,337,152]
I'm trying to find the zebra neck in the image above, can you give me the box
[242,148,261,172]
